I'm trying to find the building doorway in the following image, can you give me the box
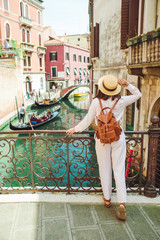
[25,76,32,93]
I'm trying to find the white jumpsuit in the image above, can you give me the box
[74,84,142,203]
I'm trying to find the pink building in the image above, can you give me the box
[44,38,90,89]
[0,0,46,95]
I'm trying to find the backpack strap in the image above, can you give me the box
[110,99,119,112]
[98,98,103,111]
[98,98,119,113]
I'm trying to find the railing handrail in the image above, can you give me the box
[0,130,149,135]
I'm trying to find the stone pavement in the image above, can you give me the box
[0,194,160,240]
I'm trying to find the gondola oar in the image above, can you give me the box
[25,111,37,137]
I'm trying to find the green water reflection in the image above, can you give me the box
[0,96,100,191]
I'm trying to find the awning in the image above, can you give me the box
[87,70,90,75]
[66,67,70,75]
[83,68,86,75]
[79,68,82,75]
[74,68,77,75]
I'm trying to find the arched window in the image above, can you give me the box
[20,1,24,16]
[25,4,29,18]
[38,34,42,46]
[37,11,41,25]
[26,30,30,43]
[5,23,10,39]
[22,28,25,42]
[3,0,9,11]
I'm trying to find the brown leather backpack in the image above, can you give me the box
[96,98,122,144]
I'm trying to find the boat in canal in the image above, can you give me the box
[74,92,88,98]
[35,97,63,108]
[9,107,61,130]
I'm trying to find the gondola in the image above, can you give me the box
[9,107,61,130]
[35,97,63,108]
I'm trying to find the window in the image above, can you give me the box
[87,57,90,63]
[5,23,10,39]
[83,68,86,75]
[20,2,24,16]
[78,38,80,41]
[66,67,70,75]
[79,68,82,75]
[28,56,31,67]
[83,56,86,63]
[22,28,25,42]
[65,52,69,60]
[26,30,30,43]
[38,34,42,46]
[51,67,57,77]
[74,67,77,76]
[3,0,9,11]
[23,55,31,68]
[25,4,29,18]
[50,52,57,61]
[39,57,42,68]
[87,70,90,75]
[73,54,76,61]
[37,11,41,25]
[78,55,82,62]
[40,77,43,89]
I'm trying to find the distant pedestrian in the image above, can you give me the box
[26,91,30,99]
[79,76,82,84]
[38,89,41,97]
[87,77,90,84]
[20,103,26,124]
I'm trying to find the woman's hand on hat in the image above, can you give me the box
[118,79,129,87]
[66,128,76,136]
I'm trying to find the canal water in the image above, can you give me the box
[0,94,100,191]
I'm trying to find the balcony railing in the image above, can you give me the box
[0,130,148,194]
[37,46,46,55]
[21,42,35,52]
[19,16,33,28]
[127,28,160,66]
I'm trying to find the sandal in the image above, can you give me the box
[118,203,126,221]
[102,196,111,208]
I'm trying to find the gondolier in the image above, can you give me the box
[20,104,26,124]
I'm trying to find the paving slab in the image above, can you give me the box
[0,196,160,240]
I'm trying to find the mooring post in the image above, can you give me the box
[144,115,160,197]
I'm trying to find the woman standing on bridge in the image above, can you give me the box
[66,75,142,221]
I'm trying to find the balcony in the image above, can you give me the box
[37,46,46,55]
[127,28,160,77]
[19,16,33,28]
[21,42,35,52]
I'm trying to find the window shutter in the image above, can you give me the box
[39,34,42,46]
[6,23,10,38]
[50,52,52,61]
[22,29,25,42]
[121,0,139,49]
[94,23,99,57]
[55,52,57,61]
[25,4,29,18]
[20,2,24,16]
[128,0,139,38]
[90,25,94,58]
[4,0,9,11]
[121,0,129,49]
[27,30,30,43]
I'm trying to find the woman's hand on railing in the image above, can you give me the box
[66,128,76,136]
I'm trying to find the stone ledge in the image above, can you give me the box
[0,192,159,204]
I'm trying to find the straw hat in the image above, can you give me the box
[98,75,121,96]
